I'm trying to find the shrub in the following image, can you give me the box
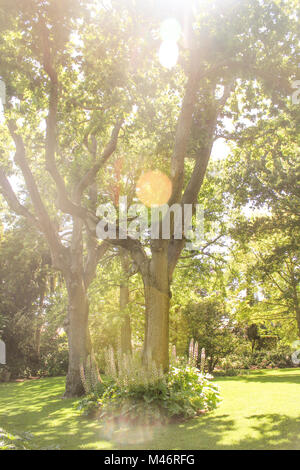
[257,335,278,351]
[77,346,221,424]
[0,366,11,383]
[39,342,69,377]
[77,392,104,417]
[182,299,237,372]
[98,364,220,424]
[213,368,251,377]
[0,428,58,450]
[0,429,34,450]
[104,346,165,388]
[80,353,103,395]
[218,344,295,374]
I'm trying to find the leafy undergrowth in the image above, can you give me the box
[78,347,221,424]
[0,428,33,450]
[0,427,61,450]
[78,367,220,424]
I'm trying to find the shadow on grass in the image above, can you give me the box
[234,413,300,450]
[0,378,111,450]
[144,413,300,450]
[1,374,300,450]
[143,414,237,451]
[216,369,300,385]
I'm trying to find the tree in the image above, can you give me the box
[223,103,300,337]
[109,0,299,369]
[184,298,236,373]
[0,0,298,388]
[246,324,260,353]
[0,0,123,395]
[0,221,53,376]
[119,251,134,355]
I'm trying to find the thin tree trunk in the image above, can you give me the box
[35,323,42,360]
[34,290,45,366]
[120,283,132,355]
[120,253,132,355]
[291,269,300,338]
[296,309,300,339]
[143,246,170,371]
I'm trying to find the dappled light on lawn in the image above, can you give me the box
[1,370,300,450]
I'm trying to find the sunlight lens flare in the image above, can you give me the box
[136,170,172,207]
[159,41,179,69]
[160,18,181,43]
[158,18,181,69]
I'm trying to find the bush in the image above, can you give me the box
[213,368,251,377]
[77,347,221,424]
[0,366,11,383]
[0,428,34,450]
[0,428,59,450]
[182,299,237,372]
[99,366,220,424]
[38,340,69,377]
[257,335,278,351]
[218,344,295,374]
[77,392,104,417]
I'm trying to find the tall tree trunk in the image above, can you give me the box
[34,290,46,368]
[35,322,42,360]
[143,245,170,371]
[64,274,91,397]
[120,253,132,355]
[291,270,300,338]
[120,282,132,355]
[296,308,300,339]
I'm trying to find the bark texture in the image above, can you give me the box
[119,253,133,355]
[143,243,170,370]
[64,274,91,397]
[120,284,132,355]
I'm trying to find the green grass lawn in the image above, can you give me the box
[0,368,300,450]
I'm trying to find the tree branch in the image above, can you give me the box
[168,83,234,274]
[74,119,124,202]
[39,18,98,226]
[0,166,39,227]
[170,54,202,205]
[6,121,64,266]
[182,82,233,206]
[109,237,149,279]
[84,239,110,288]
